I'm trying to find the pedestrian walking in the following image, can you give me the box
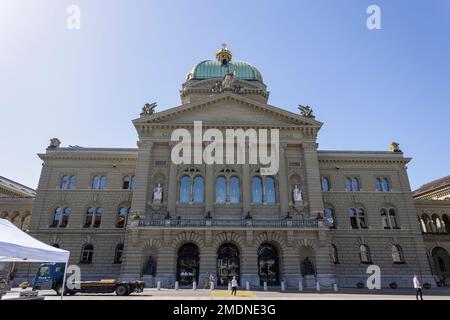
[413,273,423,300]
[231,276,238,296]
[209,274,215,289]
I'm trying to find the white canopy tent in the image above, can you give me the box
[0,218,70,299]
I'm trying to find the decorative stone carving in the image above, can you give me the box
[222,69,237,89]
[141,102,157,116]
[298,104,314,118]
[48,138,61,149]
[153,183,163,203]
[211,69,243,94]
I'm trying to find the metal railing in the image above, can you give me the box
[135,218,320,229]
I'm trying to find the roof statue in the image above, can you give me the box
[298,104,315,118]
[141,102,157,116]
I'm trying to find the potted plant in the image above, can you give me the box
[19,282,29,289]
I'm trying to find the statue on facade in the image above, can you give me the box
[141,102,157,116]
[153,183,163,203]
[389,142,402,153]
[292,185,303,203]
[301,257,315,276]
[48,138,61,149]
[143,256,156,276]
[298,104,314,118]
[222,69,237,89]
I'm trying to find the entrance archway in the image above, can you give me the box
[177,243,200,285]
[217,243,240,286]
[431,247,450,277]
[258,243,280,286]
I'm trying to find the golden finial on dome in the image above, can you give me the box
[216,43,232,65]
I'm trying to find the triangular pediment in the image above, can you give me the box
[133,93,322,128]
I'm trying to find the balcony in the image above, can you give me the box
[130,217,323,229]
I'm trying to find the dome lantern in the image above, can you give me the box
[215,43,232,65]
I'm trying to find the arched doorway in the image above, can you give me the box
[177,243,200,286]
[431,247,450,278]
[258,243,280,286]
[217,243,240,286]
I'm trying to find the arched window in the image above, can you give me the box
[50,207,62,228]
[215,176,226,203]
[122,176,130,189]
[81,244,94,263]
[421,214,432,233]
[357,208,367,228]
[116,207,128,228]
[392,245,405,263]
[99,175,107,190]
[21,214,31,231]
[229,176,240,204]
[359,244,372,263]
[11,214,21,227]
[180,175,191,204]
[389,209,399,228]
[345,177,352,192]
[252,176,263,204]
[349,208,358,229]
[91,175,99,189]
[331,244,339,264]
[376,178,382,192]
[325,208,336,228]
[93,207,103,228]
[432,214,444,233]
[321,177,330,192]
[381,209,389,229]
[60,175,69,189]
[382,178,390,192]
[265,176,276,205]
[84,207,94,228]
[114,244,124,264]
[192,176,204,204]
[352,178,360,192]
[60,207,71,228]
[443,214,450,234]
[68,176,76,190]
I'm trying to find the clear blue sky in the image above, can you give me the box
[1,0,449,190]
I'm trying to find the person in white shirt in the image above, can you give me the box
[413,273,423,300]
[231,276,238,296]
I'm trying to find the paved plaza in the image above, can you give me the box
[3,287,450,300]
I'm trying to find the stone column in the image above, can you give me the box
[278,144,289,215]
[302,142,324,215]
[167,142,178,216]
[205,163,215,216]
[131,140,153,218]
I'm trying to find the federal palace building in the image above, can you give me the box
[3,46,450,289]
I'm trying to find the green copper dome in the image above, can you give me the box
[186,46,263,82]
[187,60,263,82]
